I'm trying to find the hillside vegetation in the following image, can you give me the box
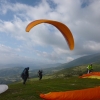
[54,63,100,77]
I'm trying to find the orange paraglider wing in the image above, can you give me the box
[26,19,74,50]
[80,72,100,79]
[40,86,100,100]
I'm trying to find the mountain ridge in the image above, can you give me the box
[57,53,100,69]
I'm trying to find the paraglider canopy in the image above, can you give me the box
[26,19,74,50]
[0,84,8,94]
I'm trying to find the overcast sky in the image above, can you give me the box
[0,0,100,69]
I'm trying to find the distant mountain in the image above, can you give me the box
[52,53,100,77]
[0,62,62,70]
[54,61,100,77]
[0,63,62,77]
[57,53,100,69]
[30,53,100,75]
[1,53,100,84]
[0,63,39,70]
[0,63,62,84]
[0,67,24,77]
[0,67,24,84]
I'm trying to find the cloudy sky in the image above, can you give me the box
[0,0,100,69]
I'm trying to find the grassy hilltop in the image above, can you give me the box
[1,53,100,99]
[1,76,100,100]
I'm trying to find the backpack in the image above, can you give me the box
[21,69,26,78]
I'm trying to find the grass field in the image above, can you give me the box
[1,76,100,100]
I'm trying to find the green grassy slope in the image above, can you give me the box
[1,76,100,100]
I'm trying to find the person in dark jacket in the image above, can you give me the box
[21,67,29,84]
[38,70,43,80]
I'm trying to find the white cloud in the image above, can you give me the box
[66,57,74,62]
[0,0,100,68]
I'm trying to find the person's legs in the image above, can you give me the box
[90,69,92,73]
[40,75,42,80]
[87,69,89,74]
[23,76,27,84]
[39,75,41,80]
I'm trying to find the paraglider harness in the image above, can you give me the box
[21,68,27,79]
